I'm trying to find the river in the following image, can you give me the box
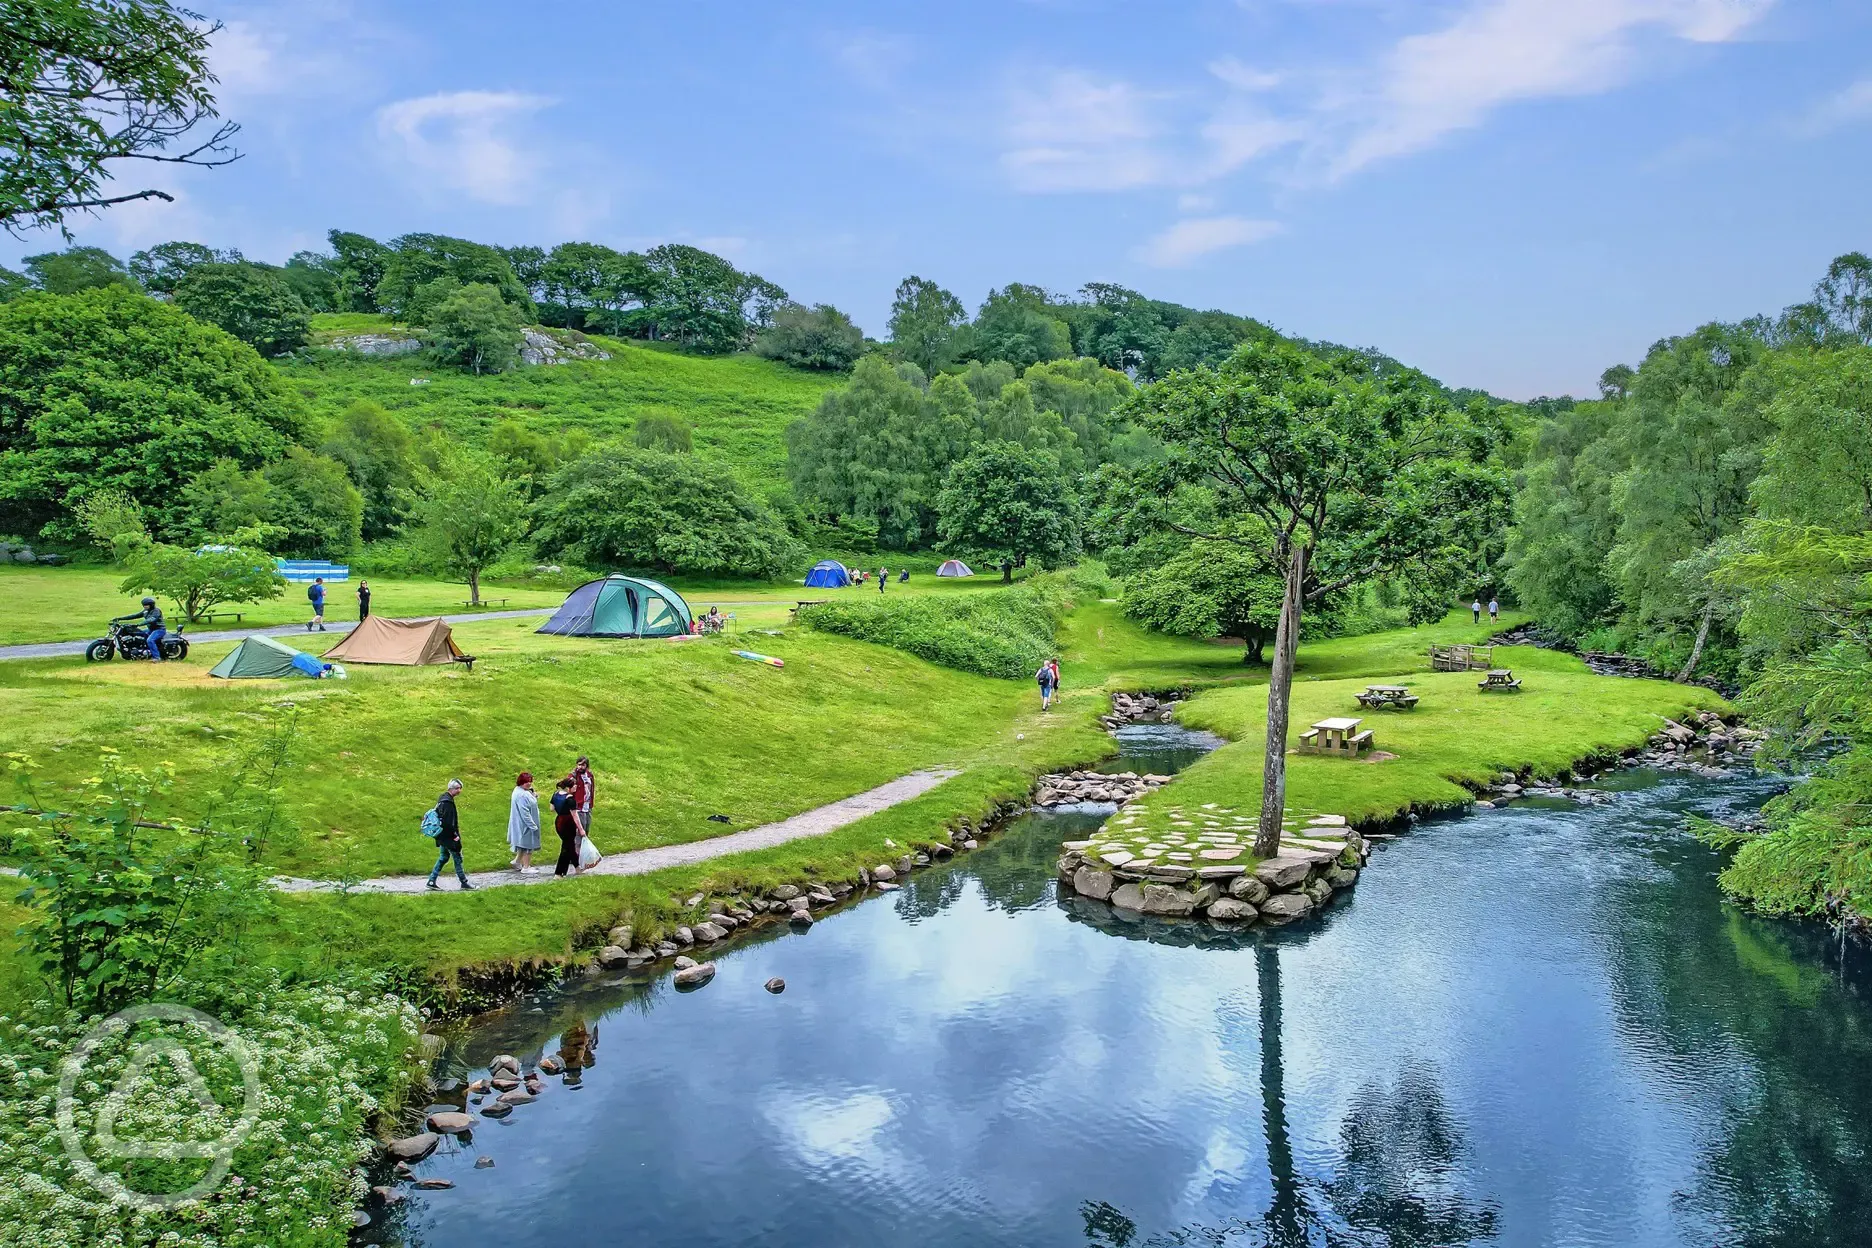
[379,726,1871,1247]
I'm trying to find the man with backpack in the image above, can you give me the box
[424,779,474,890]
[307,577,327,632]
[1035,658,1060,711]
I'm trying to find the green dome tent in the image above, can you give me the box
[209,634,323,679]
[537,575,695,638]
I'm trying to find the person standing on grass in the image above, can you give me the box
[357,579,371,621]
[426,779,474,891]
[307,577,327,632]
[878,566,888,594]
[1488,597,1500,624]
[571,755,596,839]
[507,772,541,873]
[1471,598,1482,624]
[551,776,586,877]
[1036,657,1059,711]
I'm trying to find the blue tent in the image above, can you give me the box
[804,559,852,588]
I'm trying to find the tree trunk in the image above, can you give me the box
[1256,545,1308,859]
[1243,632,1265,665]
[1678,599,1714,682]
[468,568,482,606]
[1002,561,1013,584]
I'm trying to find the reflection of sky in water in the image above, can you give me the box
[391,768,1872,1248]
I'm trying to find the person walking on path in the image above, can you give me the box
[1036,658,1060,711]
[1471,599,1482,624]
[878,567,888,594]
[357,579,371,621]
[426,779,474,890]
[551,776,586,877]
[307,577,327,632]
[1488,597,1500,624]
[507,772,541,873]
[571,756,596,839]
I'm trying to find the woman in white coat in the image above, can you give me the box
[507,772,542,873]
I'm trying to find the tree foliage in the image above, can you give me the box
[117,523,287,623]
[127,239,234,294]
[173,260,311,356]
[936,441,1081,578]
[887,275,968,376]
[0,0,239,235]
[410,452,529,604]
[327,229,391,312]
[20,244,133,292]
[755,302,866,370]
[375,232,532,320]
[632,414,693,454]
[321,399,417,539]
[0,284,303,540]
[1122,540,1286,663]
[427,282,522,373]
[534,446,798,577]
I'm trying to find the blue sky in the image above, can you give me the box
[11,0,1872,397]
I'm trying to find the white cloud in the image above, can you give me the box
[1135,215,1282,267]
[1208,57,1282,92]
[1001,72,1172,192]
[375,90,556,205]
[1328,0,1774,177]
[828,30,914,91]
[1795,76,1872,136]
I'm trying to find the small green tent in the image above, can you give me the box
[537,575,694,638]
[209,634,319,679]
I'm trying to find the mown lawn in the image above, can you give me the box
[279,319,842,488]
[0,615,1101,879]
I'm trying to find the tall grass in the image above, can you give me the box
[797,578,1071,679]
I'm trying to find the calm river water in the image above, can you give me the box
[384,727,1871,1248]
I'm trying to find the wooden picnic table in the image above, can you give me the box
[460,598,510,608]
[1356,683,1419,710]
[1300,716,1375,757]
[1478,668,1522,691]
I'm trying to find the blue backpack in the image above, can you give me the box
[420,807,443,839]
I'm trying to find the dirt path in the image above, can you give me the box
[270,767,961,895]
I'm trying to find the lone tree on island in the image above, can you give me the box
[1120,342,1507,858]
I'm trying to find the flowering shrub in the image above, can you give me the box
[0,976,422,1248]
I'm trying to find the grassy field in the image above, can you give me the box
[0,564,1046,645]
[280,315,842,489]
[0,591,1728,1000]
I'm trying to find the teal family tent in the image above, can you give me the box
[209,634,325,679]
[538,575,694,638]
[803,559,851,588]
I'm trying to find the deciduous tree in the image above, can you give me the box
[173,260,310,356]
[887,275,967,376]
[936,441,1081,580]
[411,453,529,605]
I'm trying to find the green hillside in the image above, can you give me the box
[276,314,842,489]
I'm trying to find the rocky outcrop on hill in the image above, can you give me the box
[520,329,610,365]
[328,333,423,356]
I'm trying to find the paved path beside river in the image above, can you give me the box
[0,608,553,662]
[271,767,961,895]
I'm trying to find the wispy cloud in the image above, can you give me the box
[1135,216,1282,267]
[827,30,915,91]
[375,90,556,205]
[1794,75,1872,137]
[1001,72,1174,192]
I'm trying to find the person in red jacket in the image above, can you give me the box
[571,755,596,838]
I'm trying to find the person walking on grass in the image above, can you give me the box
[307,576,327,632]
[357,578,371,621]
[426,779,474,891]
[1036,657,1060,711]
[879,567,888,594]
[507,772,541,873]
[571,755,596,839]
[551,776,586,877]
[1472,598,1482,624]
[1488,597,1500,624]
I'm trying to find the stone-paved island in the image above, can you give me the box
[1057,805,1369,926]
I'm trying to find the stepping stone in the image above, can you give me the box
[1287,837,1347,853]
[1308,814,1348,827]
[1198,864,1247,879]
[1199,848,1242,860]
[1101,850,1135,866]
[1167,852,1192,861]
[1129,858,1159,869]
[1062,840,1095,851]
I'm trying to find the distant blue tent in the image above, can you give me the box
[804,560,851,589]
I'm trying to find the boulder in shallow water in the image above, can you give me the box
[597,945,630,968]
[765,977,786,993]
[1110,882,1146,912]
[1139,884,1199,916]
[1259,893,1314,924]
[1229,876,1271,904]
[872,864,897,882]
[1254,856,1312,890]
[426,1111,474,1134]
[489,1054,521,1078]
[385,1133,438,1161]
[1206,897,1257,923]
[1072,866,1115,901]
[674,960,717,988]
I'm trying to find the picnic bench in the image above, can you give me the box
[1478,668,1521,692]
[1356,683,1419,710]
[459,598,510,608]
[198,611,244,625]
[1299,716,1376,757]
[790,599,828,620]
[1430,643,1494,672]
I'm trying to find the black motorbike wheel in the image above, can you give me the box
[85,639,115,662]
[163,638,189,660]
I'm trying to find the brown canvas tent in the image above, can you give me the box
[322,616,468,667]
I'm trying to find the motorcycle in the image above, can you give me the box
[86,620,188,662]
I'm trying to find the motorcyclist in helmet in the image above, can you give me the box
[110,597,167,661]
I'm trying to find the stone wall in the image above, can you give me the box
[1056,815,1370,927]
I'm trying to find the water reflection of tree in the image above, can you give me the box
[1596,829,1872,1248]
[1080,946,1498,1248]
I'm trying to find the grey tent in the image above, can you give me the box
[209,635,322,678]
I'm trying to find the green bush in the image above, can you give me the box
[797,577,1070,678]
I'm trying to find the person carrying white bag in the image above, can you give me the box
[551,776,600,876]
